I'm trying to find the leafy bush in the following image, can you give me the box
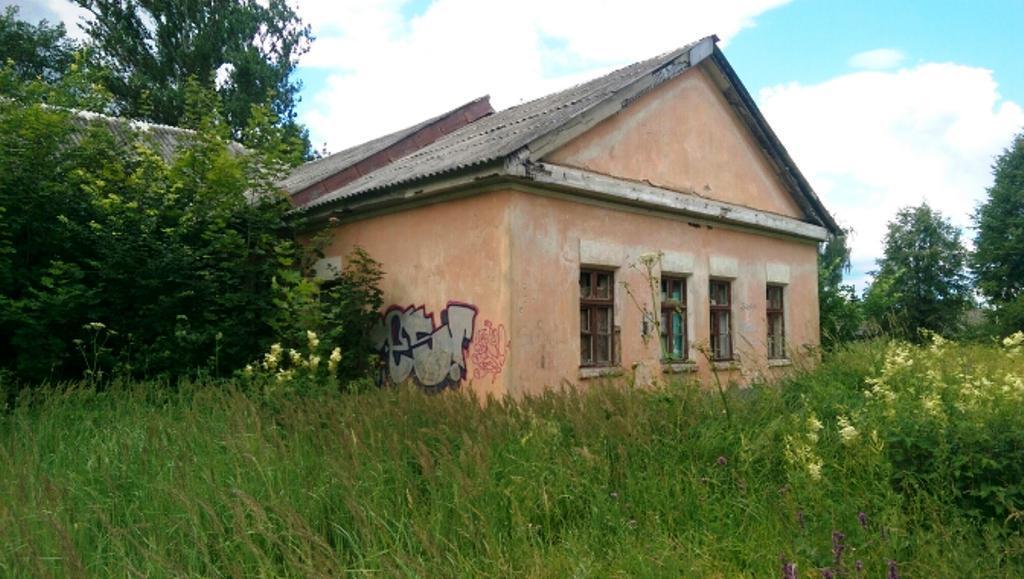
[0,88,382,385]
[859,333,1024,520]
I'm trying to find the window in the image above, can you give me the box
[709,280,732,361]
[660,276,687,360]
[580,269,614,366]
[767,284,786,359]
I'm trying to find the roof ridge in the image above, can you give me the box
[304,95,491,171]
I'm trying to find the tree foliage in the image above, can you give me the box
[863,204,972,339]
[0,81,378,385]
[971,131,1024,335]
[0,6,77,84]
[818,230,862,350]
[73,0,312,159]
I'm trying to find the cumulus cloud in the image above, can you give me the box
[759,62,1024,287]
[294,0,791,151]
[848,48,905,70]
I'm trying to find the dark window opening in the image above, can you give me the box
[580,269,614,366]
[767,284,786,359]
[660,276,687,361]
[709,279,732,361]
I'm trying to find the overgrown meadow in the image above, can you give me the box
[1,336,1022,577]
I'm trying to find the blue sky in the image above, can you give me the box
[17,0,1024,289]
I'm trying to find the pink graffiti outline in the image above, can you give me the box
[471,320,511,384]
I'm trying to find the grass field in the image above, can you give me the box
[1,338,1022,577]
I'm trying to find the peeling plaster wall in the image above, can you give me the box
[546,64,805,220]
[508,189,820,393]
[318,191,514,398]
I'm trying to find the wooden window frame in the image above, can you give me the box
[709,279,733,362]
[660,275,688,361]
[580,268,615,367]
[767,284,786,360]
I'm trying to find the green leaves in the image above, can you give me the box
[74,0,313,158]
[972,132,1024,334]
[864,204,972,340]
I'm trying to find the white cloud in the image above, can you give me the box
[848,48,905,70]
[759,63,1024,288]
[294,0,791,151]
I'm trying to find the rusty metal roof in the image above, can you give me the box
[298,38,709,212]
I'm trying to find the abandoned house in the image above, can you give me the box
[285,35,840,396]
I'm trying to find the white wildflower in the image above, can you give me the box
[1003,331,1024,349]
[807,460,823,481]
[289,348,302,365]
[807,414,823,443]
[308,355,320,371]
[837,415,859,444]
[328,347,342,372]
[307,330,320,350]
[263,343,282,371]
[243,364,254,376]
[921,393,944,418]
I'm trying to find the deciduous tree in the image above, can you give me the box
[74,0,312,159]
[863,204,971,339]
[971,131,1024,334]
[818,230,861,349]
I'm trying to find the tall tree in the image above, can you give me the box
[0,6,77,84]
[863,204,972,339]
[74,0,312,158]
[971,131,1024,334]
[818,229,861,350]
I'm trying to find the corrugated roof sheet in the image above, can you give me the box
[279,96,491,195]
[299,39,705,211]
[66,109,246,160]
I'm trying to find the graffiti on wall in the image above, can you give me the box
[371,302,478,390]
[471,320,510,384]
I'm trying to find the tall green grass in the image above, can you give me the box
[1,340,1021,577]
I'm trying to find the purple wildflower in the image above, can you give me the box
[821,569,835,579]
[832,530,846,567]
[780,555,797,579]
[858,511,868,529]
[716,455,728,466]
[855,560,864,574]
[887,559,900,579]
[796,510,805,530]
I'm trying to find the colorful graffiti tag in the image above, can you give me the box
[471,320,510,384]
[371,302,478,390]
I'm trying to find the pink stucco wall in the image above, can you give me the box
[505,189,819,394]
[547,64,805,220]
[320,192,513,398]
[315,62,824,396]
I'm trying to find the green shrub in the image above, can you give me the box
[0,91,382,385]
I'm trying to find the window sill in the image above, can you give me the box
[579,366,623,380]
[768,358,792,367]
[711,360,740,371]
[662,361,698,374]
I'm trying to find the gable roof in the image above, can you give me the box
[291,36,839,235]
[281,96,494,205]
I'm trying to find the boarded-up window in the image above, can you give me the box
[580,269,614,366]
[709,280,732,361]
[767,284,786,359]
[660,276,687,360]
